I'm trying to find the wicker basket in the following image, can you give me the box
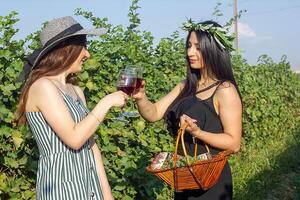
[147,123,233,191]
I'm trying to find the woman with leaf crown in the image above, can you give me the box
[133,19,242,200]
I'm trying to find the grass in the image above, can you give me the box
[232,127,300,200]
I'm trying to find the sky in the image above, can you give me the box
[1,0,300,71]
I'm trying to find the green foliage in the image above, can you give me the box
[1,1,299,200]
[231,54,300,199]
[212,1,223,20]
[232,54,299,145]
[0,11,37,200]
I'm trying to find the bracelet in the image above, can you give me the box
[90,112,101,123]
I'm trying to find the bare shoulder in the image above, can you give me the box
[216,81,238,94]
[215,81,241,103]
[29,78,57,95]
[170,79,186,95]
[27,78,60,111]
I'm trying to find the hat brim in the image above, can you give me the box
[32,28,107,67]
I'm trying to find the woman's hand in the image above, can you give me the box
[103,91,128,108]
[180,114,201,137]
[132,80,146,100]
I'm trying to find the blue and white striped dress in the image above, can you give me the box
[26,90,104,200]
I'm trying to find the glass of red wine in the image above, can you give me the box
[115,68,137,121]
[134,67,144,91]
[123,67,144,118]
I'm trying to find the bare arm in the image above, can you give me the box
[75,86,114,198]
[133,81,184,122]
[181,82,242,153]
[90,139,114,200]
[27,78,127,150]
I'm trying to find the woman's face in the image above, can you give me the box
[187,31,204,69]
[69,47,90,73]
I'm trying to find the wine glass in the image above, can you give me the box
[115,68,137,121]
[124,67,144,117]
[134,67,144,91]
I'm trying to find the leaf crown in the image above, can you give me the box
[182,19,235,52]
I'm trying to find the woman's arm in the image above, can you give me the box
[133,81,184,122]
[75,86,114,198]
[181,82,242,153]
[27,78,127,150]
[90,138,114,200]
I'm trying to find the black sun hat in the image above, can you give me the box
[19,16,107,81]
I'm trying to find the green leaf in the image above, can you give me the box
[12,130,24,149]
[86,81,94,91]
[135,120,145,133]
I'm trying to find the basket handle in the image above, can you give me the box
[173,122,206,190]
[174,122,211,167]
[174,123,187,168]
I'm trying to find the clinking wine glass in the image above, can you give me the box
[126,67,144,117]
[115,68,137,121]
[134,67,144,90]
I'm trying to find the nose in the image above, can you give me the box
[187,46,196,57]
[85,48,90,58]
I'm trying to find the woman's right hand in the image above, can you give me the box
[132,80,146,101]
[104,91,128,108]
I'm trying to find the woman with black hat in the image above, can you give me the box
[15,16,125,200]
[133,20,242,199]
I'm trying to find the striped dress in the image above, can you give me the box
[26,90,104,200]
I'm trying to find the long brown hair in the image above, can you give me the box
[16,35,87,125]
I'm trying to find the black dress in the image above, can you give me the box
[166,82,233,200]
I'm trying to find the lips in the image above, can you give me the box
[189,59,197,64]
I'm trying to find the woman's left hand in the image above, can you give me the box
[180,114,201,137]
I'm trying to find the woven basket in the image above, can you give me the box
[147,123,233,191]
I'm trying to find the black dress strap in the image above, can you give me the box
[195,80,221,94]
[201,80,226,118]
[211,80,226,97]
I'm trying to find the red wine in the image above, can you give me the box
[117,86,135,95]
[135,78,144,89]
[116,75,136,95]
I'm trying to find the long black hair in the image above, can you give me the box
[165,20,240,119]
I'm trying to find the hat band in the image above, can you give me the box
[19,23,84,82]
[44,23,83,47]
